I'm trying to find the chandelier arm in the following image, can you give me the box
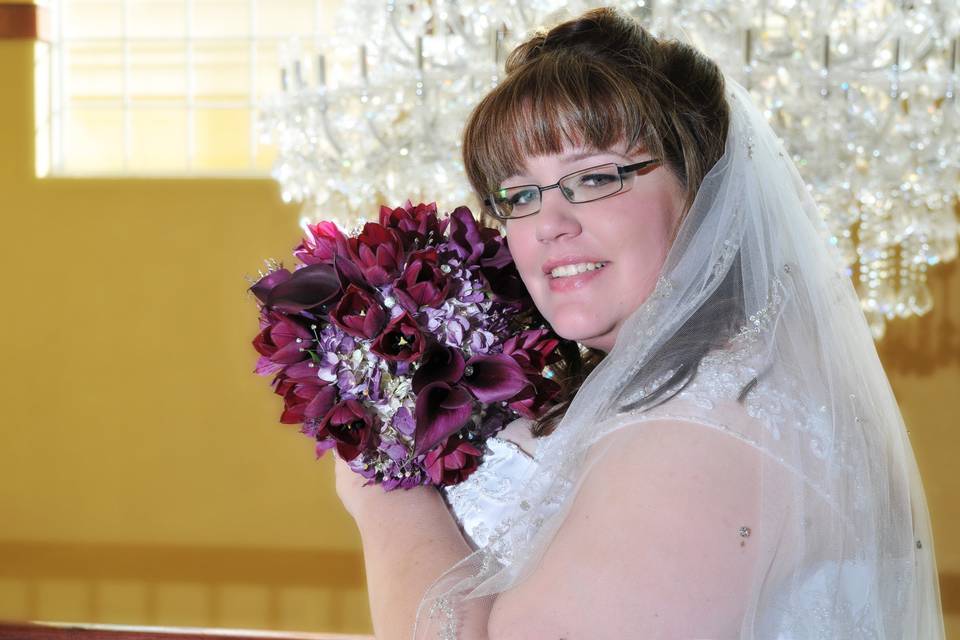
[852,25,905,73]
[909,33,940,70]
[512,3,533,34]
[443,4,479,50]
[363,104,392,150]
[361,81,402,150]
[382,2,469,73]
[318,96,344,157]
[387,5,422,64]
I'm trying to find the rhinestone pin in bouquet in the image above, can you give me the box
[247,201,563,490]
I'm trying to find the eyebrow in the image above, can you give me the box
[506,149,637,181]
[565,149,632,162]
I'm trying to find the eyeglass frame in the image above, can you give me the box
[483,159,662,221]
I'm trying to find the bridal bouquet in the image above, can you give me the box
[248,201,563,490]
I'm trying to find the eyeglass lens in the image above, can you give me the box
[490,163,625,218]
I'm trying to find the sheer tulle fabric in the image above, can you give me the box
[412,76,945,639]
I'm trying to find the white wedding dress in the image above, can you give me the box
[442,434,542,567]
[439,332,887,638]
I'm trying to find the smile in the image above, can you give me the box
[547,262,610,293]
[548,262,608,279]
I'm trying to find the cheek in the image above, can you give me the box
[603,204,676,302]
[505,227,541,289]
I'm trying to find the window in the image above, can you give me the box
[36,0,341,177]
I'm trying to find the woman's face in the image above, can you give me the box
[502,141,686,352]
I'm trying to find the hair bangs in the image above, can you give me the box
[463,55,658,198]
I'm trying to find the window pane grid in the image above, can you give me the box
[185,0,194,170]
[122,0,131,170]
[42,0,338,177]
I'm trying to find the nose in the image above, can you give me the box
[535,187,582,243]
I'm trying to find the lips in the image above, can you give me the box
[547,263,609,293]
[541,255,609,275]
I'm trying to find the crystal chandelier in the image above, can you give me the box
[256,0,960,339]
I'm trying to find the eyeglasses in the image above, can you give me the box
[483,159,661,220]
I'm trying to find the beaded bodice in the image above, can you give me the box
[440,434,543,565]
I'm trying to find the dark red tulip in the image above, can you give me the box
[370,312,425,362]
[316,400,378,462]
[392,248,450,311]
[330,284,388,340]
[253,314,314,365]
[347,222,404,286]
[501,328,561,373]
[333,254,368,291]
[274,372,334,425]
[509,376,562,419]
[378,200,447,251]
[294,220,349,265]
[424,434,483,485]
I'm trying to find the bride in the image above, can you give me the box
[332,7,946,639]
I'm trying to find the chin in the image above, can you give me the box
[549,319,617,353]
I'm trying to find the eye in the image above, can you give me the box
[576,172,618,188]
[508,188,538,205]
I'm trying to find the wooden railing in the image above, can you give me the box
[0,541,370,631]
[0,621,374,640]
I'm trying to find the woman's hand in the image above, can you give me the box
[332,451,441,524]
[332,450,485,639]
[331,451,380,521]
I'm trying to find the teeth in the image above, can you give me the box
[549,262,607,278]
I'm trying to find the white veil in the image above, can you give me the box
[412,75,945,638]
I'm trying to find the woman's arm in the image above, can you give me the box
[484,418,767,640]
[334,456,491,640]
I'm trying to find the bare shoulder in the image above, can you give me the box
[487,418,767,640]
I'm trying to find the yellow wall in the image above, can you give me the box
[881,264,960,637]
[0,33,373,634]
[0,22,958,639]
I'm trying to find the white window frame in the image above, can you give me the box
[39,0,332,177]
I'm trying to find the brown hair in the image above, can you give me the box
[463,7,732,437]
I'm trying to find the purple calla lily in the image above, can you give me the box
[479,235,514,270]
[480,262,530,306]
[448,206,485,264]
[460,354,530,403]
[263,263,342,314]
[412,342,465,393]
[413,382,474,456]
[249,267,292,304]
